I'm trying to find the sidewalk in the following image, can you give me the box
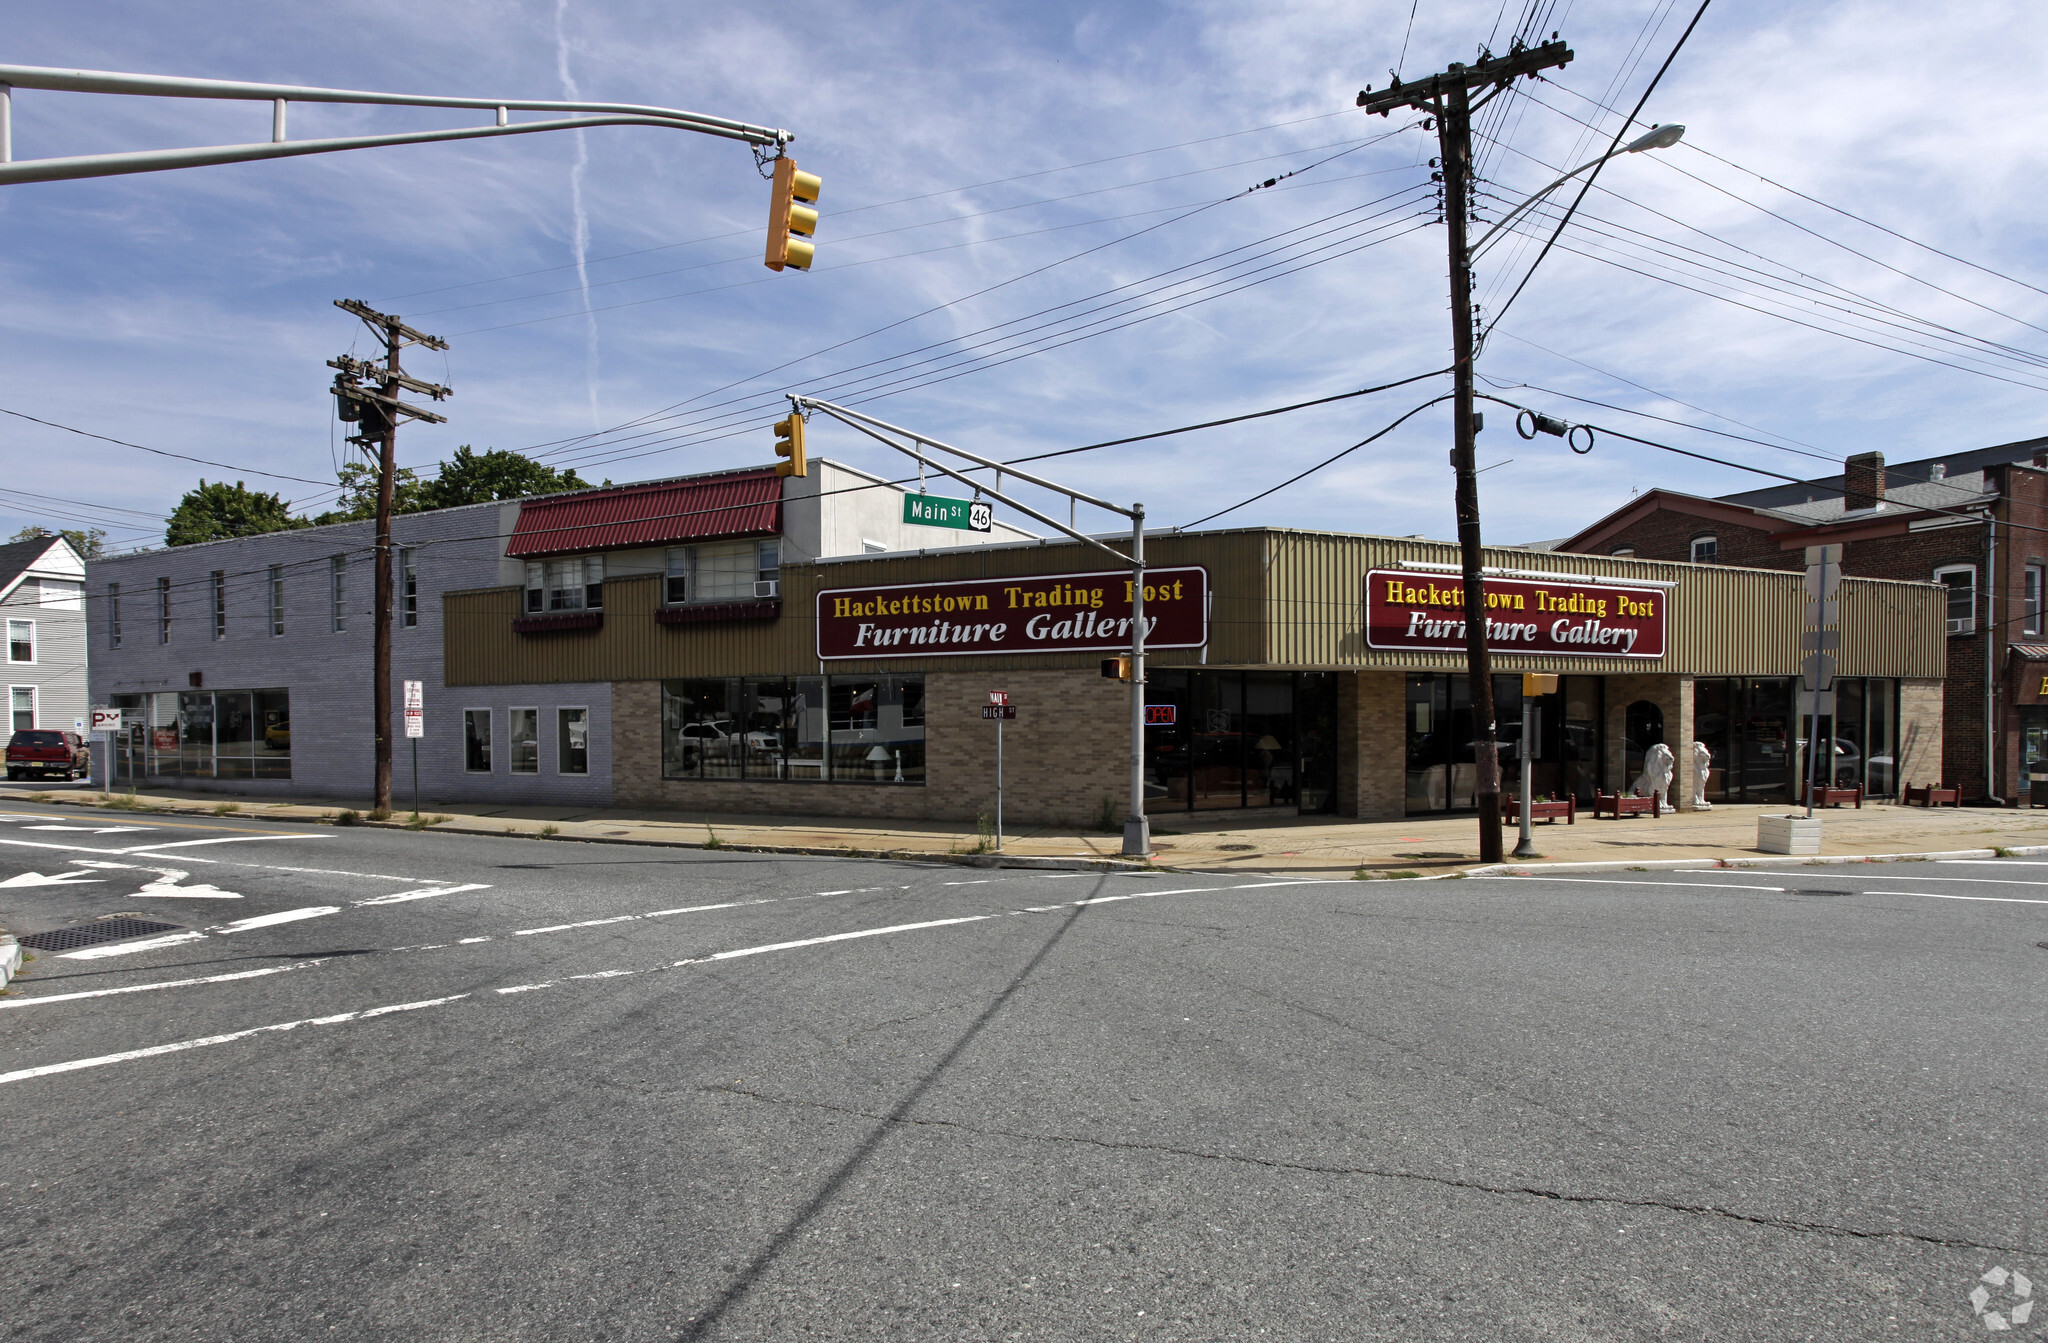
[8,781,2048,875]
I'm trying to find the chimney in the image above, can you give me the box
[1843,451,1885,510]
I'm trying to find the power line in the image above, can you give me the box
[0,406,334,487]
[1181,395,1453,528]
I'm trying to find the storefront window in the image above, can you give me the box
[214,691,256,779]
[558,708,589,775]
[510,709,539,774]
[464,709,492,773]
[660,675,916,783]
[134,688,290,780]
[1143,671,1334,817]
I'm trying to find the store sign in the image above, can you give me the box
[1363,569,1667,659]
[818,566,1209,660]
[903,493,993,532]
[1145,705,1177,726]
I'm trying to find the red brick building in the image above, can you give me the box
[1554,435,2048,803]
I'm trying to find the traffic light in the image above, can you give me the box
[1100,656,1131,680]
[764,157,821,272]
[773,411,807,478]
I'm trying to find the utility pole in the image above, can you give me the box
[1359,37,1573,863]
[329,301,450,816]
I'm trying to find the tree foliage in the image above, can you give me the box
[311,462,425,525]
[414,447,589,510]
[9,525,107,560]
[166,480,309,547]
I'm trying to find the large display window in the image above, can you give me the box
[1142,671,1337,815]
[661,675,922,784]
[1404,673,1604,815]
[1693,677,1898,801]
[118,688,290,781]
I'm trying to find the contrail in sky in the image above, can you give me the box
[554,0,601,430]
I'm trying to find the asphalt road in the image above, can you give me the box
[0,800,2042,1341]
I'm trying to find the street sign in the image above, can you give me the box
[903,493,992,532]
[404,708,424,739]
[403,679,424,711]
[981,705,1016,720]
[1144,705,1177,726]
[988,690,1010,706]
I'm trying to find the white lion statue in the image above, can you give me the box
[1634,742,1675,809]
[1691,741,1712,810]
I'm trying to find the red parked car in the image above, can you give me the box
[6,729,91,781]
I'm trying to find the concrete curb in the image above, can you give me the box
[1460,845,2048,878]
[0,935,21,990]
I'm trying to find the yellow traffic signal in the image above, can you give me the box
[773,412,807,477]
[1100,656,1131,681]
[764,157,822,272]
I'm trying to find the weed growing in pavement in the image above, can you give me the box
[101,793,146,811]
[1096,795,1120,833]
[369,807,392,822]
[1628,865,1649,871]
[211,802,240,816]
[969,811,996,854]
[1354,868,1423,880]
[24,792,51,803]
[1384,870,1423,880]
[538,824,561,838]
[1995,846,2018,857]
[701,825,723,849]
[334,809,361,826]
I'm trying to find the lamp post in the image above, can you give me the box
[1468,124,1685,262]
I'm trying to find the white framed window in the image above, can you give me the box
[330,555,347,633]
[108,582,121,649]
[1935,563,1977,635]
[6,619,33,664]
[664,539,780,604]
[269,565,285,637]
[557,707,589,775]
[463,708,493,772]
[1690,534,1718,563]
[211,570,227,640]
[157,576,171,644]
[509,708,539,774]
[2027,563,2044,638]
[1610,546,1635,558]
[9,685,34,731]
[400,548,418,628]
[524,556,604,613]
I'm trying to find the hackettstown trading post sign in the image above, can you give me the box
[817,567,1209,659]
[1364,568,1667,658]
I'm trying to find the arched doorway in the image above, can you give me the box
[1625,699,1664,792]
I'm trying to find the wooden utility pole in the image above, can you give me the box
[330,301,450,816]
[1359,38,1573,863]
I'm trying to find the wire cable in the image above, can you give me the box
[0,407,334,488]
[1181,395,1453,528]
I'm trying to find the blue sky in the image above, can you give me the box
[3,0,2046,553]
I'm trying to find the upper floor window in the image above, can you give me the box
[1935,563,1976,635]
[331,555,348,633]
[524,556,604,614]
[7,619,33,664]
[2028,563,2045,638]
[108,582,121,649]
[157,576,171,644]
[269,565,285,637]
[400,548,418,628]
[211,570,227,640]
[1690,535,1718,564]
[665,539,780,604]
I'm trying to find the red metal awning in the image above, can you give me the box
[506,469,781,558]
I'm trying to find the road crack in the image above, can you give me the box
[705,1084,2041,1256]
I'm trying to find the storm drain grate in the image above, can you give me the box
[1216,844,1257,851]
[17,917,184,952]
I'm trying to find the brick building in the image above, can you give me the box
[1553,433,2048,802]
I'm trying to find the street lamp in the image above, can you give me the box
[1471,124,1685,260]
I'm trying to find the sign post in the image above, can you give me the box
[90,707,121,792]
[403,680,424,818]
[1513,674,1557,859]
[1800,546,1841,818]
[983,692,1014,851]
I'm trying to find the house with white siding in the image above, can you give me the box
[2,535,89,736]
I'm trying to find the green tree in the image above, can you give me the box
[9,525,107,560]
[414,446,589,510]
[312,462,425,525]
[166,480,308,546]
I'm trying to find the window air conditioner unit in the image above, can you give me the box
[754,580,780,599]
[1947,618,1973,635]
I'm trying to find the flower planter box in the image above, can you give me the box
[1758,814,1822,855]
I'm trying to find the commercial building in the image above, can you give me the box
[1,534,89,734]
[443,524,1945,824]
[83,461,1029,799]
[1554,435,2048,802]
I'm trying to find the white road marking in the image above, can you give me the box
[1938,860,2048,867]
[944,879,994,886]
[0,870,104,888]
[512,899,759,937]
[678,914,996,965]
[219,906,340,932]
[1502,876,1787,892]
[61,930,210,959]
[124,835,330,852]
[1855,874,2048,888]
[233,864,432,881]
[0,960,327,1008]
[23,825,154,835]
[72,859,241,899]
[1867,891,2048,905]
[353,883,490,906]
[0,995,468,1086]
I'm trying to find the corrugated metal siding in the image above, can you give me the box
[1264,531,1943,677]
[447,527,1943,685]
[506,469,781,558]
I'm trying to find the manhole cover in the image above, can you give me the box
[1791,889,1856,897]
[17,917,184,952]
[1216,844,1257,851]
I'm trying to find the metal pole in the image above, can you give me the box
[996,715,1004,853]
[1440,73,1504,863]
[1,85,12,163]
[412,736,419,819]
[1513,693,1537,857]
[1804,682,1821,819]
[372,325,397,818]
[1124,504,1152,858]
